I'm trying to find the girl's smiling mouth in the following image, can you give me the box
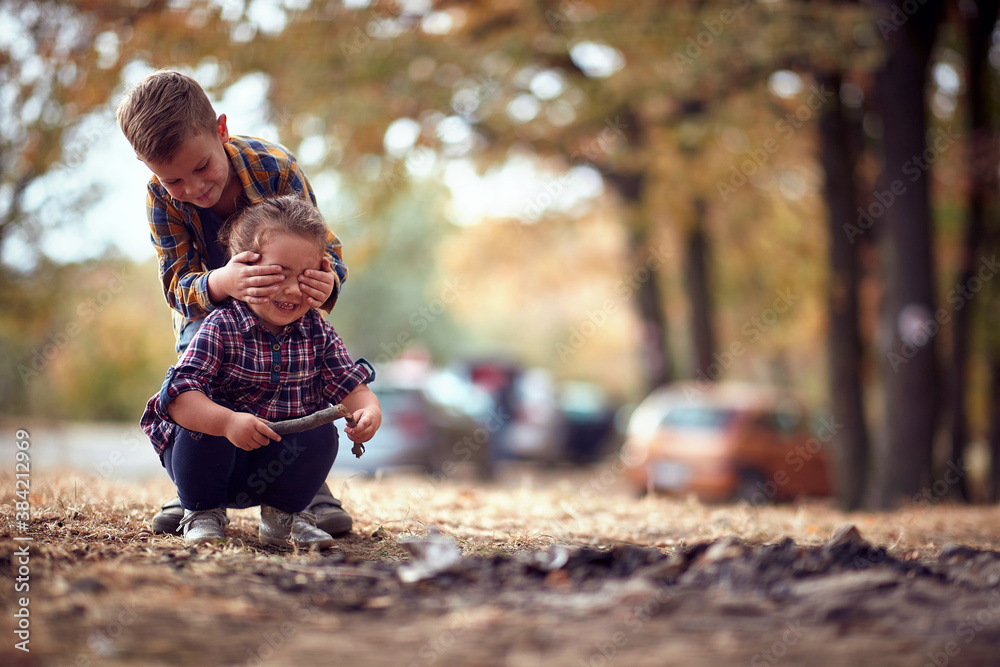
[274,301,299,313]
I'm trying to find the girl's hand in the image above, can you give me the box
[298,257,335,308]
[210,251,284,305]
[344,407,381,444]
[225,412,281,451]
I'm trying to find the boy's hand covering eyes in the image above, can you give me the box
[215,250,284,305]
[298,256,335,308]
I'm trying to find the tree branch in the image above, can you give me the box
[269,405,366,458]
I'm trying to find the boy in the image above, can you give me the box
[116,70,353,536]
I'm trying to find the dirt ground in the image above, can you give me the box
[3,465,1000,667]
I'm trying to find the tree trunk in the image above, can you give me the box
[605,170,673,391]
[685,197,716,380]
[948,0,1000,502]
[988,359,1000,502]
[634,246,673,391]
[869,0,945,509]
[817,72,871,511]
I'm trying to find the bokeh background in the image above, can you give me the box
[1,0,998,510]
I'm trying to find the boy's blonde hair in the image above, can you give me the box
[115,70,218,163]
[222,195,328,258]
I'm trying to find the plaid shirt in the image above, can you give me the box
[147,135,348,346]
[140,299,374,457]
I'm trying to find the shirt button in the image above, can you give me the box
[272,364,280,373]
[272,344,280,351]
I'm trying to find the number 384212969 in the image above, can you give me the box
[15,429,30,508]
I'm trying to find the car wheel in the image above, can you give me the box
[734,469,769,506]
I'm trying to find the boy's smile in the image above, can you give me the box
[248,232,323,335]
[141,115,241,217]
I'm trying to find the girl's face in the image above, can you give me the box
[248,230,324,335]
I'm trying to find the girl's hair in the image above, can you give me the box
[222,195,328,257]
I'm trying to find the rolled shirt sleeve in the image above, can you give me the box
[155,320,225,419]
[147,182,217,322]
[140,318,225,455]
[318,326,375,405]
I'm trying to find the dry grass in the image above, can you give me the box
[3,465,1000,568]
[3,467,1000,667]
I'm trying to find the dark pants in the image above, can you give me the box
[164,422,338,514]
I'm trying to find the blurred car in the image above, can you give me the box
[559,380,621,464]
[504,367,567,462]
[457,359,567,464]
[335,369,494,478]
[620,382,834,503]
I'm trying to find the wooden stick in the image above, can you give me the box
[269,405,366,458]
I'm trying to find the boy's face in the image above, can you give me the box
[142,115,233,209]
[247,231,324,336]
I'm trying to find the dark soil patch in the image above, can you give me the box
[3,471,1000,666]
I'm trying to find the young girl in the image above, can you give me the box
[140,195,380,548]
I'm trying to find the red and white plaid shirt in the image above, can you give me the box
[141,299,373,457]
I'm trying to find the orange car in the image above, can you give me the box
[620,383,835,504]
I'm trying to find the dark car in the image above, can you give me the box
[559,380,621,464]
[334,372,494,479]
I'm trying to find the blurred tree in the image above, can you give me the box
[0,0,170,413]
[15,257,176,421]
[437,195,644,395]
[0,0,166,258]
[215,0,878,396]
[1,256,67,414]
[1,2,876,415]
[948,0,999,502]
[326,181,470,368]
[818,64,871,511]
[6,0,999,511]
[869,0,947,508]
[684,197,716,381]
[989,344,1000,501]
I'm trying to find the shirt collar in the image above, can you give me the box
[230,298,314,339]
[224,137,257,207]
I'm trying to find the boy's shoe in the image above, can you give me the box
[152,497,184,535]
[179,508,229,545]
[306,482,353,536]
[259,505,336,550]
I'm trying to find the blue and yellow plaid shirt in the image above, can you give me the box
[146,135,347,348]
